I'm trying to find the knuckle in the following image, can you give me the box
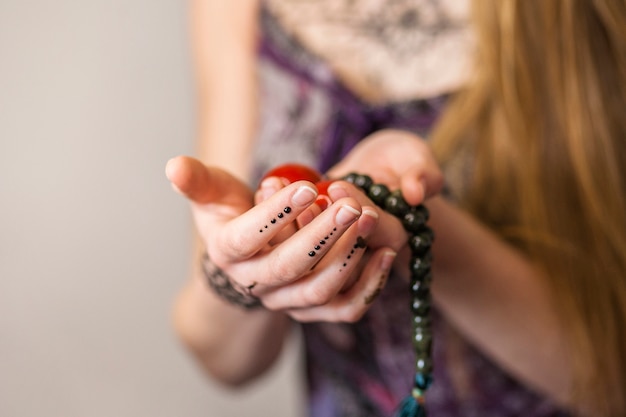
[340,306,366,323]
[287,310,313,323]
[302,284,333,307]
[268,254,299,283]
[221,232,256,260]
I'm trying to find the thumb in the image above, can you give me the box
[165,156,253,207]
[400,165,444,206]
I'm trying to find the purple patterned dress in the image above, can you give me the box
[251,5,570,417]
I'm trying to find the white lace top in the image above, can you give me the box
[264,0,474,103]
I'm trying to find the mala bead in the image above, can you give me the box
[411,298,431,316]
[413,314,432,328]
[414,373,433,391]
[411,286,430,301]
[416,204,430,222]
[367,183,391,206]
[385,190,411,217]
[402,207,428,233]
[413,330,433,353]
[411,256,432,280]
[415,355,434,374]
[409,229,434,256]
[343,172,359,184]
[411,278,431,294]
[343,172,373,190]
[411,273,431,294]
[354,174,374,190]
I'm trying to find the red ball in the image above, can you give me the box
[261,164,336,211]
[261,163,323,185]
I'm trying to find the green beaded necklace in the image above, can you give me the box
[342,173,434,417]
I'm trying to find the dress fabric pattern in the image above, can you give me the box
[252,4,570,417]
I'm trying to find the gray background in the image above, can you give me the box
[0,1,303,416]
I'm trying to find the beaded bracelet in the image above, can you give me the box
[342,173,434,417]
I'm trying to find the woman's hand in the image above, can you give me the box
[166,156,397,322]
[328,129,444,205]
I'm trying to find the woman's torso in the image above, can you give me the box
[252,2,569,416]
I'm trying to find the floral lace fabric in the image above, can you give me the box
[264,0,474,103]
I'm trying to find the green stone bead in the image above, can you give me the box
[342,173,358,184]
[411,297,430,316]
[409,230,434,255]
[367,183,391,206]
[415,356,433,374]
[412,330,433,354]
[410,256,431,279]
[402,209,427,233]
[416,204,430,221]
[354,174,373,190]
[384,190,410,217]
[411,286,430,300]
[413,314,432,328]
[411,277,431,293]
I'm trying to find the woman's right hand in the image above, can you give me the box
[166,156,398,322]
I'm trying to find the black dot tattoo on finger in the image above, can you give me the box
[339,236,368,272]
[308,228,337,258]
[259,207,293,233]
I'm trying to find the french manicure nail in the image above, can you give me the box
[380,251,397,271]
[259,177,282,200]
[292,185,318,206]
[327,183,349,199]
[335,205,361,225]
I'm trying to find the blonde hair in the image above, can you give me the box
[431,0,626,415]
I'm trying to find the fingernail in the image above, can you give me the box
[259,177,282,200]
[362,208,379,220]
[335,204,361,225]
[358,208,379,235]
[380,251,397,271]
[165,158,175,181]
[170,182,183,195]
[327,183,349,200]
[292,185,318,206]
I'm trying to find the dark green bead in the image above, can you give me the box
[410,256,431,279]
[416,204,430,221]
[411,298,430,316]
[342,173,358,184]
[417,271,433,286]
[413,314,432,328]
[411,276,431,293]
[409,230,434,256]
[384,190,411,217]
[412,330,433,354]
[411,285,430,300]
[354,174,373,190]
[367,183,391,206]
[415,356,433,374]
[402,209,427,233]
